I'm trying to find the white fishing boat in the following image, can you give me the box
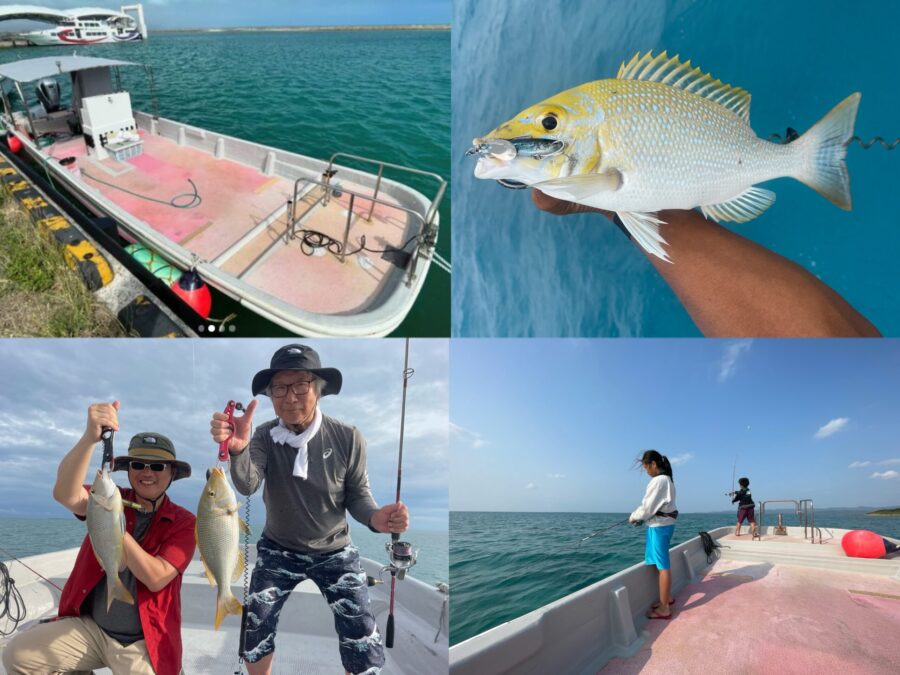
[0,5,147,46]
[450,502,900,674]
[0,547,449,674]
[0,55,446,336]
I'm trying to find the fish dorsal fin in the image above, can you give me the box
[617,51,752,122]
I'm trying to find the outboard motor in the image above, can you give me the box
[35,79,61,114]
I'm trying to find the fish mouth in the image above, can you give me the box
[466,136,566,161]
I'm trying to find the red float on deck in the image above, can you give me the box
[171,269,211,319]
[7,133,22,154]
[841,529,887,559]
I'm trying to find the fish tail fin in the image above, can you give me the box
[215,590,243,630]
[793,92,860,210]
[107,576,135,610]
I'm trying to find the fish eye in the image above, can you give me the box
[540,113,559,131]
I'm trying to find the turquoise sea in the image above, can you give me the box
[0,517,447,586]
[0,29,450,336]
[452,0,900,336]
[450,510,900,645]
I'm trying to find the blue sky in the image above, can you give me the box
[451,339,900,513]
[0,339,448,530]
[2,1,450,31]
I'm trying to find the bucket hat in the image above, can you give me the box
[112,432,192,480]
[251,344,342,397]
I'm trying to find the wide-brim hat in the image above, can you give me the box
[112,432,192,481]
[251,344,342,397]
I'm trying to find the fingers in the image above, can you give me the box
[240,399,258,425]
[387,501,410,533]
[86,402,119,443]
[530,189,614,220]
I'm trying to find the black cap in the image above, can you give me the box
[251,344,342,397]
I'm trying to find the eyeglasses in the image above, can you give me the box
[268,381,314,398]
[129,461,169,472]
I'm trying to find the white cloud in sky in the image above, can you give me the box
[849,461,871,469]
[546,473,565,479]
[718,340,752,382]
[449,421,489,449]
[814,417,849,439]
[669,452,695,466]
[880,458,900,465]
[525,482,536,490]
[871,470,899,480]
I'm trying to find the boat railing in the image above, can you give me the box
[287,175,434,283]
[324,151,447,228]
[757,499,822,543]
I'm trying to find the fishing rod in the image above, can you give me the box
[725,456,737,497]
[382,338,417,649]
[578,518,631,546]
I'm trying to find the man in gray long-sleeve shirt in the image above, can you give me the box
[210,344,409,675]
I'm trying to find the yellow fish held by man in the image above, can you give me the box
[469,51,860,262]
[196,467,249,629]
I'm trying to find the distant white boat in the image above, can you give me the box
[0,547,449,674]
[0,4,147,46]
[450,507,900,674]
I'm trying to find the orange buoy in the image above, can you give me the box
[171,269,212,319]
[7,133,22,154]
[841,530,888,558]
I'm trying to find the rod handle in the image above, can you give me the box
[386,614,395,648]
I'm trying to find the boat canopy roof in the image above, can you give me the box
[0,55,138,83]
[0,5,131,24]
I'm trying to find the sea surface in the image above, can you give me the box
[452,0,900,336]
[450,510,900,645]
[0,517,447,586]
[0,29,450,336]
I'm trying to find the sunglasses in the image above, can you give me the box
[129,461,169,472]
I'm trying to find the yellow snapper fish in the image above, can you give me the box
[86,467,135,610]
[468,51,860,261]
[196,466,248,629]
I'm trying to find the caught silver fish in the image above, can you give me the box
[196,467,248,630]
[86,467,134,610]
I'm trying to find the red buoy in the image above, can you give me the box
[7,133,22,154]
[171,269,212,319]
[841,530,887,559]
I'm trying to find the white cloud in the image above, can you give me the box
[880,458,900,465]
[669,453,694,466]
[814,417,849,439]
[871,471,899,480]
[849,461,871,468]
[546,473,565,479]
[525,482,536,490]
[449,422,490,449]
[718,340,752,382]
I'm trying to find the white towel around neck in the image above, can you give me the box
[269,407,322,479]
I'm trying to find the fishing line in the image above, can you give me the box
[577,518,631,547]
[0,559,26,636]
[767,130,899,149]
[295,229,419,258]
[0,544,65,595]
[80,170,202,208]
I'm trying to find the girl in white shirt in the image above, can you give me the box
[630,450,678,619]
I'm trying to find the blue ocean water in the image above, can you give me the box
[450,510,900,645]
[0,517,447,586]
[452,0,900,336]
[0,29,450,336]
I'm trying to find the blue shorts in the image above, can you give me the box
[242,535,384,674]
[645,525,675,570]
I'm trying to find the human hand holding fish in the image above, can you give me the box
[209,398,257,455]
[81,400,120,444]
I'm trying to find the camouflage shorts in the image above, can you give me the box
[241,535,384,674]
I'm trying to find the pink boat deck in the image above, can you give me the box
[46,132,415,314]
[601,540,900,675]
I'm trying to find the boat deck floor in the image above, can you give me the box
[600,557,900,675]
[46,132,414,314]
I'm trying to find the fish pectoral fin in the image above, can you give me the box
[617,211,671,263]
[90,492,115,512]
[200,556,217,587]
[700,187,775,223]
[238,517,250,535]
[232,549,245,583]
[534,169,623,203]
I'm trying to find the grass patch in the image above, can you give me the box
[0,189,127,336]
